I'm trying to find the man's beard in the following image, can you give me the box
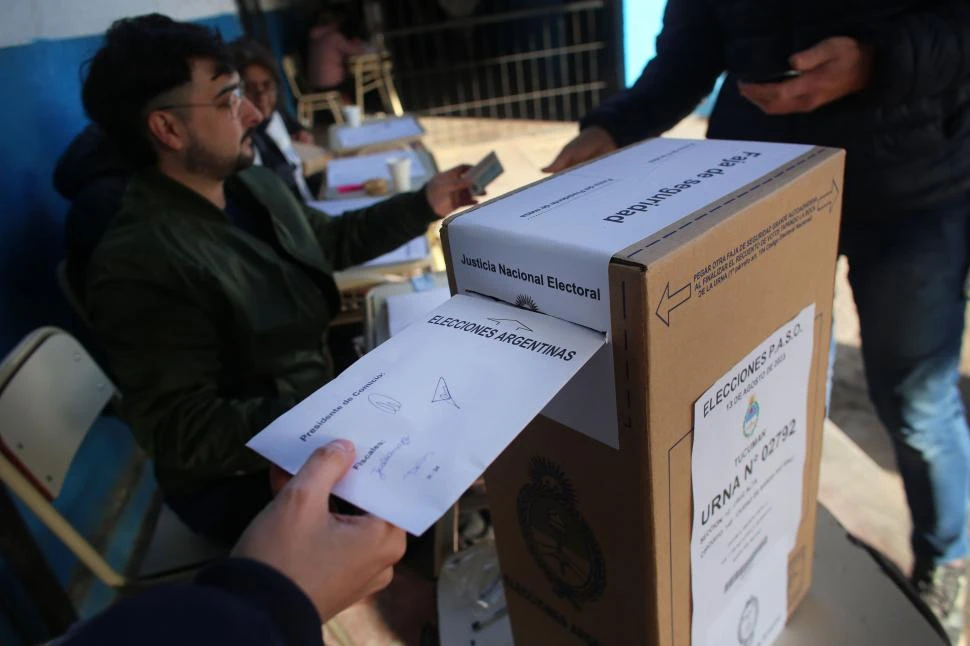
[184,131,255,180]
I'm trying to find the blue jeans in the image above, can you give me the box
[842,199,970,566]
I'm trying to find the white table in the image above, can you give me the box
[437,506,941,645]
[321,147,436,200]
[327,114,424,155]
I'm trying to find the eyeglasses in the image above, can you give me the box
[155,87,244,119]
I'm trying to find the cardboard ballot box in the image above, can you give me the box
[441,139,844,646]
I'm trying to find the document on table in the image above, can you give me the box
[386,287,451,337]
[308,197,429,267]
[247,294,606,535]
[326,149,425,189]
[332,116,423,150]
[364,238,429,267]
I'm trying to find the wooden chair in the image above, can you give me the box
[0,328,224,595]
[349,51,404,116]
[282,55,345,128]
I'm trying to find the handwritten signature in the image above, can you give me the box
[404,451,436,480]
[372,435,410,481]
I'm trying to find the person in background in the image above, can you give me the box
[53,124,129,301]
[80,13,475,547]
[306,9,368,95]
[230,38,321,201]
[56,441,407,646]
[544,2,970,642]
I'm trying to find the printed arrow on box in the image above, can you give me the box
[655,281,692,327]
[816,179,839,213]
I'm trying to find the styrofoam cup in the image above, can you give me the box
[342,105,362,127]
[387,156,412,192]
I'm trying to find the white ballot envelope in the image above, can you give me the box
[247,294,605,535]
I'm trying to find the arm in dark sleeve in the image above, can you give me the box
[55,558,322,646]
[581,0,724,146]
[87,270,290,481]
[862,1,970,104]
[303,189,438,270]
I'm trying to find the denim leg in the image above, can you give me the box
[844,202,970,566]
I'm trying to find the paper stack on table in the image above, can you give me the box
[331,115,424,151]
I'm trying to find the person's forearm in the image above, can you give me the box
[307,190,436,269]
[581,0,724,145]
[54,558,323,646]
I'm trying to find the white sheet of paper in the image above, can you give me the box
[246,294,606,535]
[363,237,429,267]
[690,304,815,646]
[307,197,428,267]
[386,288,452,337]
[326,149,425,189]
[333,116,423,150]
[705,545,789,646]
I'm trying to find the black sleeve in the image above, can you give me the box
[303,189,438,270]
[581,0,724,146]
[861,1,970,104]
[54,558,323,646]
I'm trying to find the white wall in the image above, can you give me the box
[0,0,243,48]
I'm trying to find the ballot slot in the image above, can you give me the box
[445,139,813,448]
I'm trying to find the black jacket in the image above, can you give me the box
[583,0,970,217]
[53,125,129,299]
[54,558,323,646]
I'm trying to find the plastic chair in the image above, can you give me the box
[0,328,223,593]
[282,55,345,128]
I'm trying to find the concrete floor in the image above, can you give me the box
[323,115,961,643]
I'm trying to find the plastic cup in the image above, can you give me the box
[387,156,412,192]
[342,105,362,127]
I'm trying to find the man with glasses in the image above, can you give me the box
[81,14,476,545]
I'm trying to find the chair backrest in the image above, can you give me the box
[0,328,117,499]
[282,55,305,100]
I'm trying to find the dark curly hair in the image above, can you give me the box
[229,38,281,87]
[81,14,234,169]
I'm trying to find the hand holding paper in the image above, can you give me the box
[247,294,605,535]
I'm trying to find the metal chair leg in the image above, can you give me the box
[0,484,77,636]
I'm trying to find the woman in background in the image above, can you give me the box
[230,38,322,201]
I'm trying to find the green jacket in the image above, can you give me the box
[86,167,437,495]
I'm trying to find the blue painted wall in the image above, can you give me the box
[621,0,666,88]
[0,4,254,643]
[620,0,722,117]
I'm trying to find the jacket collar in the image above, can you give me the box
[123,167,231,224]
[123,167,303,229]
